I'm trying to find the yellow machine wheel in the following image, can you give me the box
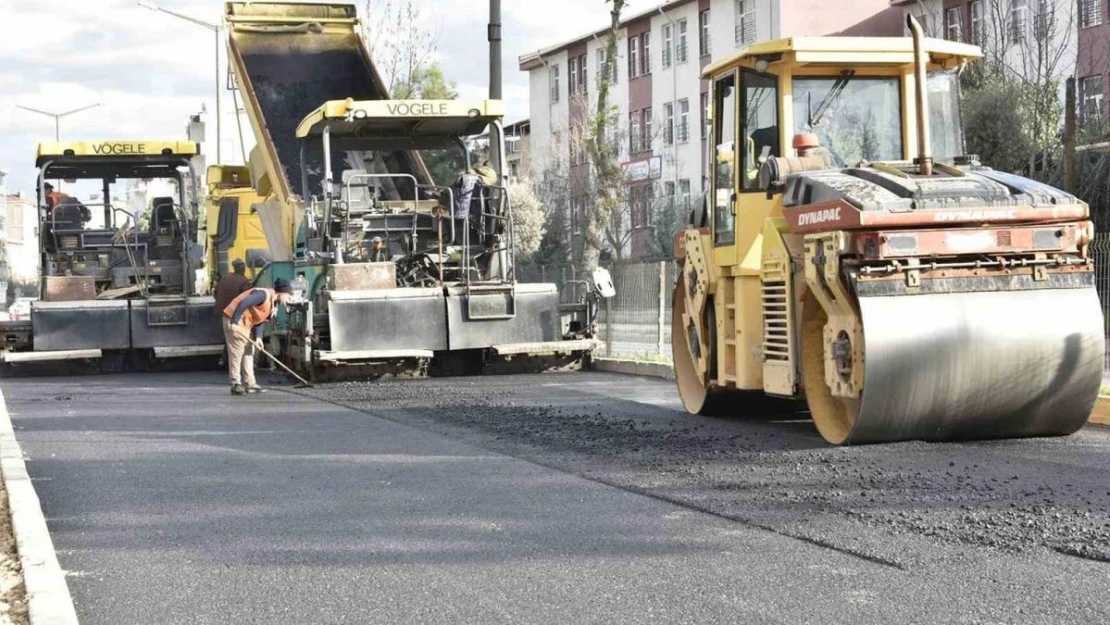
[799,295,860,445]
[672,273,730,415]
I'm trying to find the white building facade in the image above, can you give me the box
[520,0,902,259]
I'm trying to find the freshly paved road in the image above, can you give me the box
[2,371,1109,624]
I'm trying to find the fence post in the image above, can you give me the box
[658,261,666,355]
[605,294,613,357]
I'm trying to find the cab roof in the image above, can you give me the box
[295,99,504,150]
[36,141,199,166]
[701,36,983,79]
[36,141,199,180]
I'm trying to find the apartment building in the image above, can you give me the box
[520,0,900,259]
[1077,0,1109,128]
[897,1,1086,122]
[505,120,532,184]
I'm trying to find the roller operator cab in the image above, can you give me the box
[673,17,1104,445]
[0,140,224,369]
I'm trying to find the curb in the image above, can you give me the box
[592,358,675,381]
[1091,397,1110,427]
[0,388,79,625]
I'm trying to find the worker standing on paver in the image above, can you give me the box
[222,278,294,396]
[213,259,252,367]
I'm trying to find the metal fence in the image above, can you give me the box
[527,236,1110,368]
[522,259,678,360]
[1092,234,1110,373]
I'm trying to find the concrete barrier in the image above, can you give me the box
[591,358,675,381]
[1090,397,1110,426]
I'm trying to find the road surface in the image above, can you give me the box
[2,371,1108,624]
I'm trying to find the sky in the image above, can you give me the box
[0,0,619,197]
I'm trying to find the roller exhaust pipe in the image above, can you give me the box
[907,14,933,176]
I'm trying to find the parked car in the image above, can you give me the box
[8,298,36,321]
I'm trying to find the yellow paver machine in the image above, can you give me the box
[673,17,1105,445]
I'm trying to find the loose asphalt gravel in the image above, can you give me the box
[1,370,1109,624]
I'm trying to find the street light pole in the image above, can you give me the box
[138,0,222,165]
[15,103,102,141]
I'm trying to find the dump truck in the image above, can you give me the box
[0,140,223,369]
[223,1,605,380]
[672,17,1104,445]
[203,164,271,288]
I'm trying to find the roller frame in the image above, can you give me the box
[803,233,864,399]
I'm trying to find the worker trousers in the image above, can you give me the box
[222,317,257,387]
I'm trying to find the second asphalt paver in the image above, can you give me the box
[3,371,1109,624]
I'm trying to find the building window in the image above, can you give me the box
[571,198,581,235]
[630,110,642,153]
[971,1,985,44]
[665,181,676,198]
[568,57,579,95]
[679,179,691,202]
[1033,0,1052,40]
[945,6,963,42]
[677,19,689,64]
[596,48,618,85]
[509,162,519,181]
[630,186,648,229]
[578,54,588,94]
[641,32,652,75]
[1081,75,1106,126]
[662,23,673,68]
[628,37,640,79]
[1080,0,1103,28]
[699,10,712,57]
[664,102,675,145]
[701,92,710,140]
[550,64,560,103]
[677,98,690,143]
[735,0,755,46]
[1010,0,1027,41]
[644,107,654,151]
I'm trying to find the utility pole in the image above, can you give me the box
[138,1,223,165]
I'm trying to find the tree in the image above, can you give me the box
[580,0,627,273]
[395,63,459,100]
[959,0,1075,178]
[508,178,546,259]
[963,76,1036,173]
[362,0,440,98]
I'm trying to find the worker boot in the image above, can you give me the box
[230,384,246,396]
[246,386,265,394]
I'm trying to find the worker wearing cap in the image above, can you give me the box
[222,278,294,395]
[213,259,252,367]
[42,182,69,210]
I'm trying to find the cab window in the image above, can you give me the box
[712,72,737,246]
[741,70,780,192]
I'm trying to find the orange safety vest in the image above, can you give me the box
[223,288,276,329]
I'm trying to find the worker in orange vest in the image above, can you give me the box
[222,277,294,395]
[43,182,69,210]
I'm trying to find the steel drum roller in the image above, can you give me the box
[808,287,1105,445]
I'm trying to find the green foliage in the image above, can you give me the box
[650,195,690,259]
[961,76,1037,174]
[508,179,546,259]
[393,63,459,100]
[394,62,463,186]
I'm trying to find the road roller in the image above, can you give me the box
[672,16,1105,445]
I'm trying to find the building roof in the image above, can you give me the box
[519,0,694,70]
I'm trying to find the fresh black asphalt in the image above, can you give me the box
[2,371,1108,624]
